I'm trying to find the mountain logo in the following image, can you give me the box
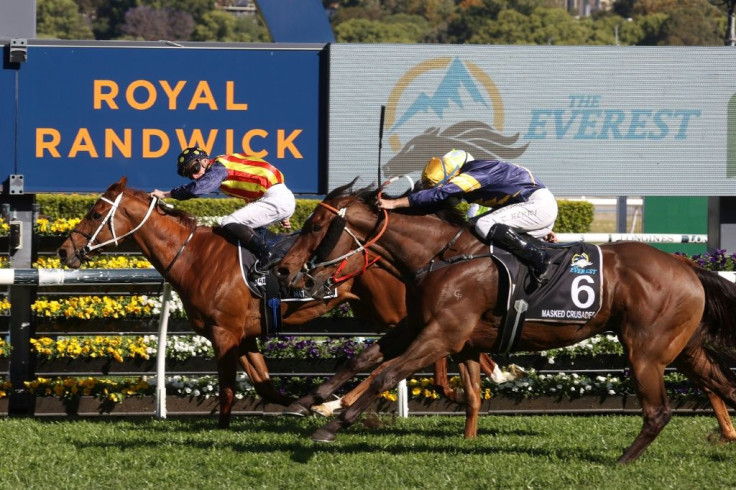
[383,57,529,179]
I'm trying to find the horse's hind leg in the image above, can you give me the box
[619,356,672,464]
[673,343,736,442]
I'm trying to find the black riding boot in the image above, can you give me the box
[487,223,551,285]
[222,223,275,270]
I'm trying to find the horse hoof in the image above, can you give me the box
[310,404,333,417]
[311,398,343,417]
[282,402,310,417]
[311,428,336,443]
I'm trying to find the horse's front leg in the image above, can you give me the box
[283,342,389,416]
[456,352,482,438]
[312,324,456,443]
[284,319,422,417]
[239,338,294,406]
[211,326,241,429]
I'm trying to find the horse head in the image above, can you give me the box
[57,176,173,268]
[277,180,383,299]
[382,121,529,177]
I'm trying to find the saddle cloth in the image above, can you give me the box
[491,240,603,352]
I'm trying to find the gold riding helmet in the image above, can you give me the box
[421,149,474,187]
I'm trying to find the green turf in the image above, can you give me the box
[0,414,734,489]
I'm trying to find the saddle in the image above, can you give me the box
[491,238,603,353]
[238,228,337,337]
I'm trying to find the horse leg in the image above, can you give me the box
[433,357,463,403]
[706,391,736,442]
[312,324,457,443]
[433,352,504,404]
[312,358,399,416]
[456,351,482,439]
[617,353,672,464]
[283,341,393,416]
[211,326,241,429]
[284,320,421,417]
[673,343,736,442]
[239,338,294,406]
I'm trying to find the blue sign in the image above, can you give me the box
[8,44,324,194]
[0,61,16,177]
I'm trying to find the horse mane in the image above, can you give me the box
[127,188,198,232]
[327,178,467,227]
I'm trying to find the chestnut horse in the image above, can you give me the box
[55,177,503,428]
[276,182,736,464]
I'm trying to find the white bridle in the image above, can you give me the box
[82,192,158,255]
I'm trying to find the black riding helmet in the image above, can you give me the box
[176,147,209,178]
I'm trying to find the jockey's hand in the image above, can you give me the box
[544,231,558,243]
[280,218,292,230]
[377,197,409,210]
[150,189,169,200]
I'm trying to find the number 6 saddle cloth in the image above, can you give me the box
[491,242,603,353]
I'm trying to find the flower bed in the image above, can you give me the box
[1,249,735,415]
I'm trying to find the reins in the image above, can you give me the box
[309,200,388,284]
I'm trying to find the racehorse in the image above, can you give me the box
[55,177,507,428]
[276,181,736,464]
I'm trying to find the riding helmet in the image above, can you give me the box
[176,147,209,177]
[421,149,474,187]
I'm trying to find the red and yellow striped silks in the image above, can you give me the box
[214,153,285,201]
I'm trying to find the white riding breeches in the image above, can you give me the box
[474,188,558,239]
[220,183,296,229]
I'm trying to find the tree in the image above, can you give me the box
[120,5,194,41]
[191,10,269,43]
[76,0,139,40]
[333,17,426,43]
[37,0,95,39]
[657,5,723,45]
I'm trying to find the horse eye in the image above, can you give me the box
[312,224,323,232]
[91,211,102,220]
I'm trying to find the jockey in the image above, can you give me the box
[151,147,296,269]
[377,149,558,284]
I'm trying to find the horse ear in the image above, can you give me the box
[106,177,127,194]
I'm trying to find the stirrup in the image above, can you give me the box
[531,266,551,286]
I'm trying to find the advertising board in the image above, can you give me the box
[328,45,736,196]
[2,42,325,194]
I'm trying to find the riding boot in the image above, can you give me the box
[487,223,552,285]
[222,223,276,271]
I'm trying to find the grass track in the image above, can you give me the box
[1,414,736,489]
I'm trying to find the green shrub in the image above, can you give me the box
[555,200,594,233]
[36,194,593,233]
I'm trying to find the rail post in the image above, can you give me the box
[155,282,172,419]
[2,176,37,416]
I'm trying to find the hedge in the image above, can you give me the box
[35,194,594,233]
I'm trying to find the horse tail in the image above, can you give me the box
[689,265,736,349]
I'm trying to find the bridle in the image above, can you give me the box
[302,199,389,287]
[70,191,157,258]
[68,191,195,279]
